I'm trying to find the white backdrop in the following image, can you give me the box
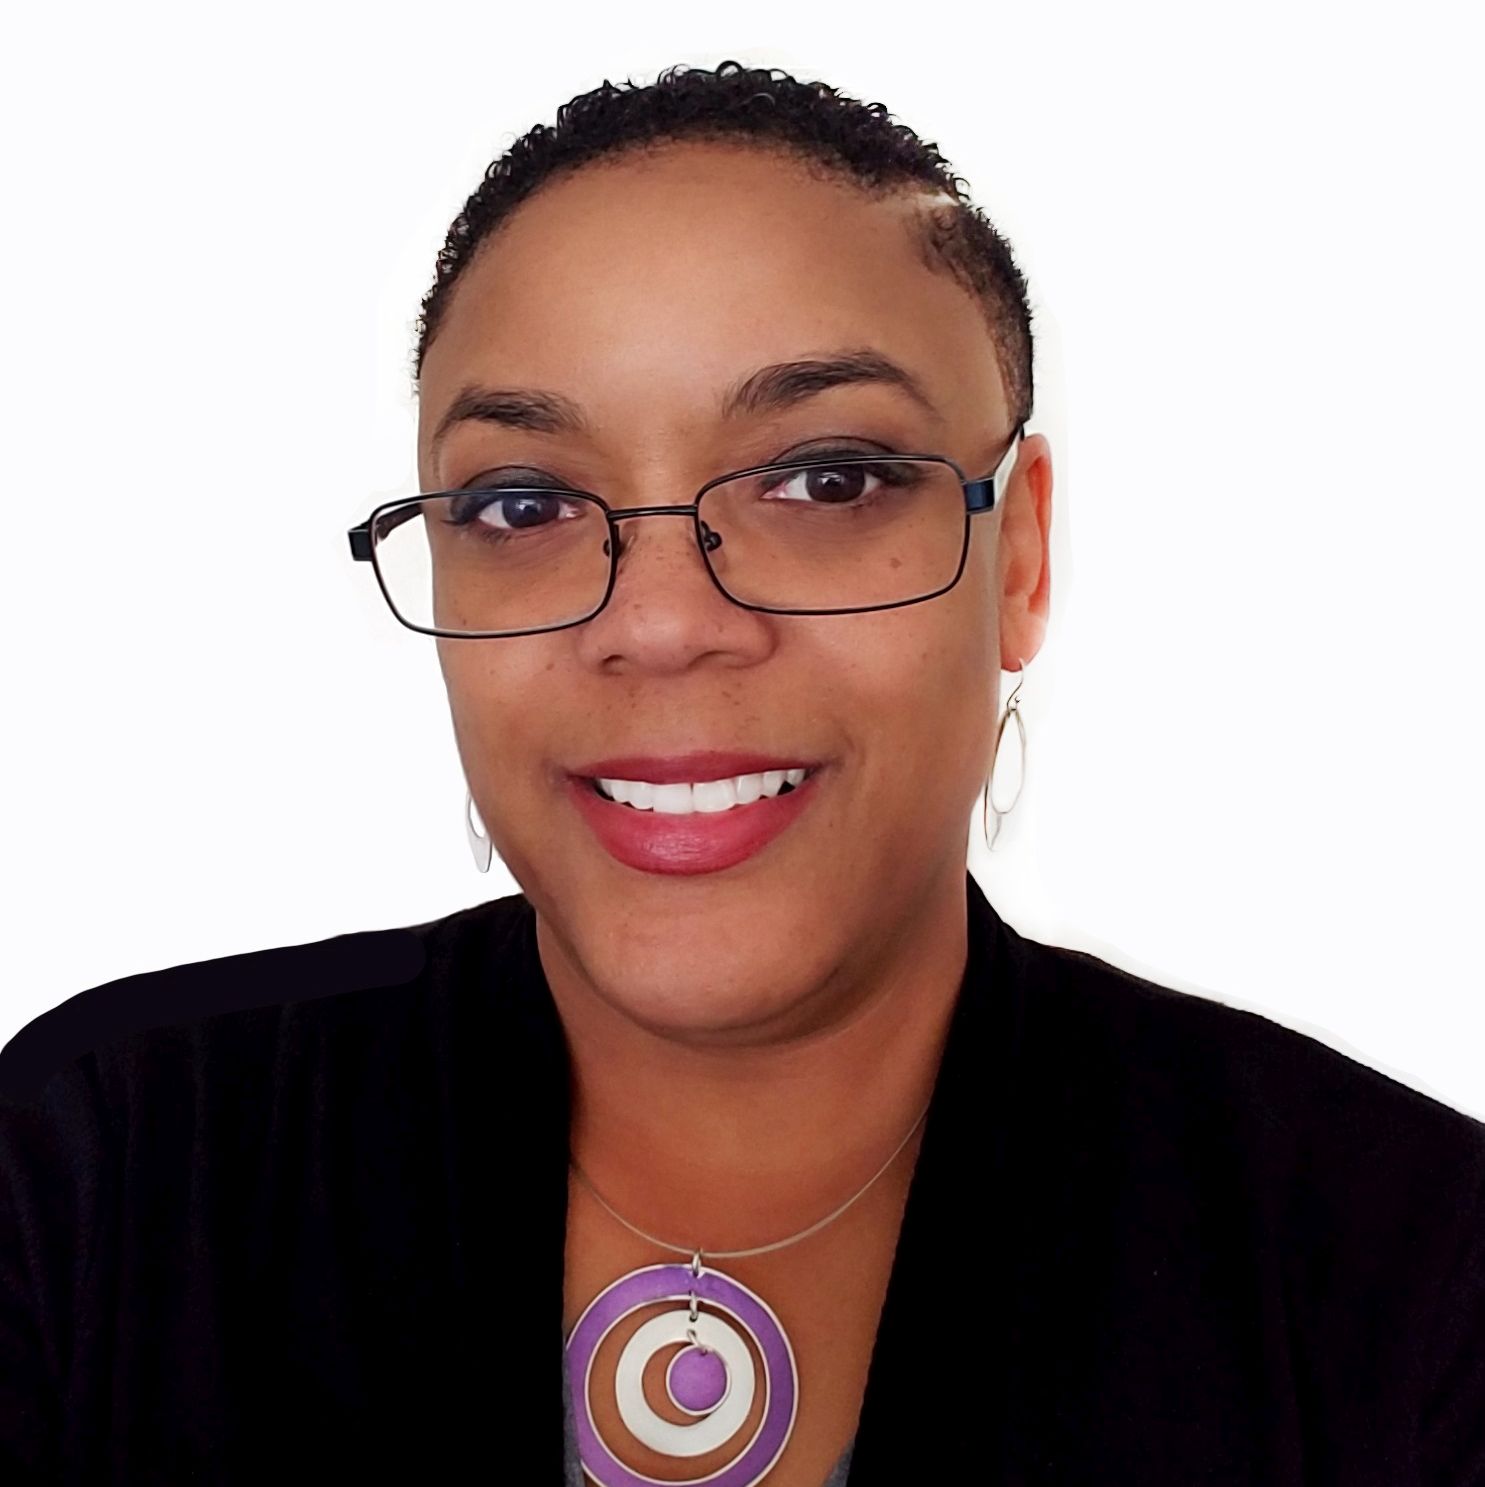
[3,3,1480,1119]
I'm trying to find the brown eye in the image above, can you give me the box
[445,489,587,535]
[479,492,569,531]
[763,460,915,507]
[793,466,871,504]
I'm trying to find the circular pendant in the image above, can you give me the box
[565,1261,799,1487]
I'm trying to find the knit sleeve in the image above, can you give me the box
[0,1055,113,1482]
[1419,1144,1485,1486]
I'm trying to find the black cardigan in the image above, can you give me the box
[2,873,1482,1485]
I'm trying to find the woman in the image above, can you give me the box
[2,61,1482,1487]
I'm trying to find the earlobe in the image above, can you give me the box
[1000,607,1048,675]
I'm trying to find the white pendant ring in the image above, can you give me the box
[615,1309,758,1458]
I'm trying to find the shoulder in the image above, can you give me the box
[996,925,1485,1473]
[998,918,1485,1299]
[1012,925,1485,1157]
[0,892,536,1109]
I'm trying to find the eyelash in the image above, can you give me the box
[457,440,898,493]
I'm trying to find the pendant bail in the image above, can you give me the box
[688,1248,703,1322]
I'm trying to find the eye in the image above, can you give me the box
[761,455,916,507]
[449,490,585,533]
[772,465,876,505]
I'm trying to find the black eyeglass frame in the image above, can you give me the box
[347,423,1026,640]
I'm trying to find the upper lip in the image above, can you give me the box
[569,751,823,784]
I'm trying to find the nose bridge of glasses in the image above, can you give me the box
[605,501,703,522]
[603,501,715,564]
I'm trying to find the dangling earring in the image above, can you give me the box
[982,659,1028,851]
[466,786,493,873]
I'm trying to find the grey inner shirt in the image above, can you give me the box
[561,1341,855,1485]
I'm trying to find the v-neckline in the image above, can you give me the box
[843,874,1023,1482]
[493,870,1024,1484]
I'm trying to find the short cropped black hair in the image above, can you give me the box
[415,60,1035,430]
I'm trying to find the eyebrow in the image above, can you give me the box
[429,347,942,450]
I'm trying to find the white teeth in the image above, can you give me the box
[594,768,813,814]
[651,783,694,815]
[691,779,738,814]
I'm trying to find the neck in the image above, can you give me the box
[537,864,969,1253]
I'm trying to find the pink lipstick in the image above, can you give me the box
[565,754,826,876]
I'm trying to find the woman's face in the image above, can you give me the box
[417,141,1051,1040]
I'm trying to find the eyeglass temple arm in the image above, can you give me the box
[965,422,1026,514]
[348,501,424,560]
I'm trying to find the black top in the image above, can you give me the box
[2,873,1482,1485]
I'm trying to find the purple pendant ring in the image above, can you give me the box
[565,1262,799,1487]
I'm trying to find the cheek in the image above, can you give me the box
[437,641,559,783]
[809,602,996,775]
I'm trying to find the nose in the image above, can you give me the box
[575,503,772,672]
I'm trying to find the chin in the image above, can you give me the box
[613,983,813,1043]
[591,941,822,1040]
[527,850,850,1035]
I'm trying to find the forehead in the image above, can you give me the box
[417,142,1006,457]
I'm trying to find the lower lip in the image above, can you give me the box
[566,771,825,876]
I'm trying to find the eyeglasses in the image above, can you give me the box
[346,425,1024,639]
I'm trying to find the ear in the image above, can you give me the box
[996,432,1053,671]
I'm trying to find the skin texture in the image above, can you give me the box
[417,140,1051,1481]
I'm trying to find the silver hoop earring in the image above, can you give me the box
[466,786,493,873]
[982,659,1028,851]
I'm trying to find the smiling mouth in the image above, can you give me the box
[585,765,819,814]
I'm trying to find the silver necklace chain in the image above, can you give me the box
[568,1097,933,1262]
